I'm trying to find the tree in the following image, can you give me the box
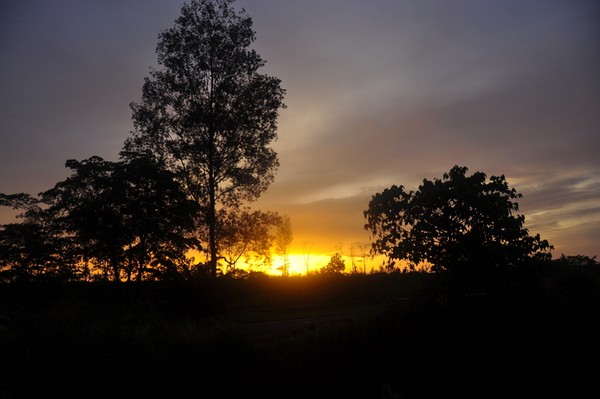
[302,240,314,275]
[321,253,345,274]
[42,156,199,282]
[217,207,281,274]
[354,242,371,274]
[275,215,293,276]
[364,165,553,272]
[554,254,598,268]
[0,194,76,281]
[124,0,285,277]
[42,157,127,281]
[112,155,201,281]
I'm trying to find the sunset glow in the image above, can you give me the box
[219,247,396,276]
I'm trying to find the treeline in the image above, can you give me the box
[1,155,195,282]
[0,154,297,283]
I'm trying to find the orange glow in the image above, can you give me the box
[267,253,332,275]
[187,247,389,276]
[240,252,386,276]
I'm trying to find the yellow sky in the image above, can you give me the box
[240,253,386,276]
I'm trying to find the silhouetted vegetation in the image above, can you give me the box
[1,0,285,281]
[365,165,553,272]
[124,0,285,278]
[321,252,346,274]
[553,254,599,268]
[275,215,294,276]
[218,207,282,273]
[0,155,199,282]
[1,266,599,398]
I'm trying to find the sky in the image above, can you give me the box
[1,0,599,266]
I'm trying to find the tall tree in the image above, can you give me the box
[124,0,285,277]
[364,166,553,272]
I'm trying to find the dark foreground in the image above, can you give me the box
[1,266,599,399]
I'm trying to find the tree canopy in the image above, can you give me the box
[43,156,200,281]
[0,156,200,282]
[124,0,286,277]
[217,207,282,274]
[0,193,69,281]
[364,166,553,272]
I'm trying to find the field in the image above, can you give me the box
[1,266,599,398]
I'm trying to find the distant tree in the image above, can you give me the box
[349,243,359,274]
[217,207,281,274]
[302,240,314,275]
[124,0,285,277]
[275,215,293,276]
[364,165,553,272]
[321,253,345,274]
[355,242,371,274]
[554,254,598,268]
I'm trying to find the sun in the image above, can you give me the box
[189,247,385,276]
[267,253,334,275]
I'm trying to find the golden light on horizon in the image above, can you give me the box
[187,244,388,276]
[268,253,331,275]
[246,252,385,276]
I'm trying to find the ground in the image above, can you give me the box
[1,267,599,398]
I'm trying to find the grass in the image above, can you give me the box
[0,266,599,398]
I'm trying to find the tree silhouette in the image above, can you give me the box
[0,194,74,281]
[42,157,127,281]
[112,155,200,280]
[364,165,553,272]
[275,215,293,276]
[216,207,281,274]
[321,252,345,274]
[554,254,598,267]
[302,240,314,275]
[124,0,285,277]
[355,242,371,274]
[41,156,199,281]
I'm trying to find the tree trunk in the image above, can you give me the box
[208,128,218,278]
[111,258,120,283]
[208,203,217,278]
